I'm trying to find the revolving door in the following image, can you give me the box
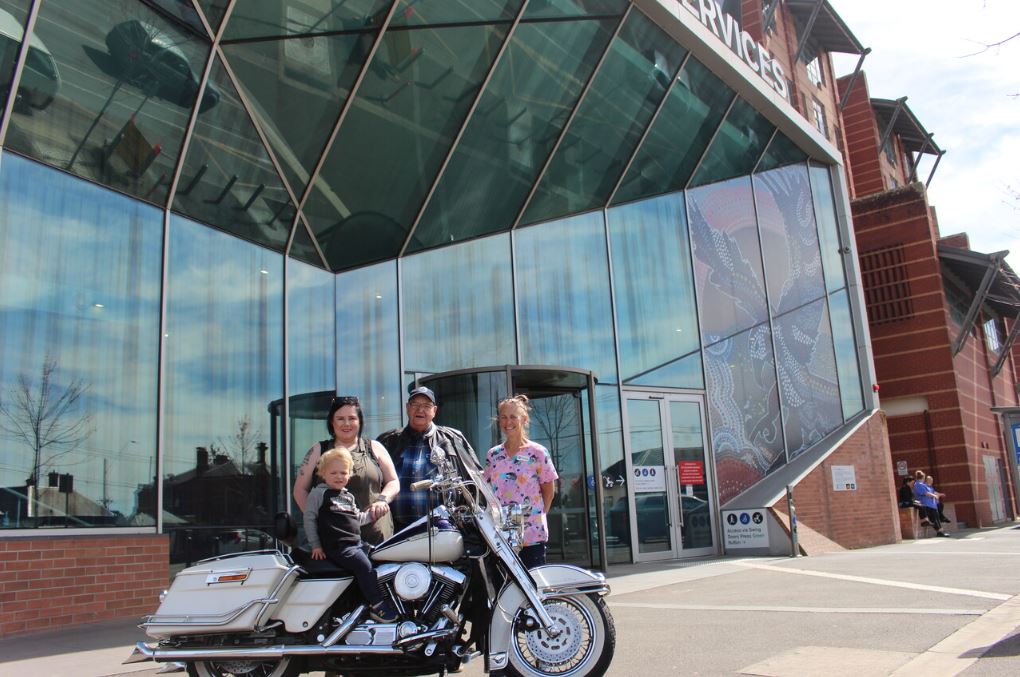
[419,366,607,570]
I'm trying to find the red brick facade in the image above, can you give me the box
[849,185,1019,527]
[0,534,168,637]
[772,411,900,548]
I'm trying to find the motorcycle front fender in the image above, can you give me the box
[487,564,610,670]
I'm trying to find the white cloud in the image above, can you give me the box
[831,0,1020,270]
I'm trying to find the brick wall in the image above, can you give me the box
[850,184,1019,527]
[837,72,882,199]
[772,411,899,548]
[0,534,169,637]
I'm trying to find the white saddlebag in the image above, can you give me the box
[142,552,299,639]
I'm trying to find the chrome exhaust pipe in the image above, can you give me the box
[126,641,402,663]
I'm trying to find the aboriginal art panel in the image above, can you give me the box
[702,323,785,504]
[772,297,842,459]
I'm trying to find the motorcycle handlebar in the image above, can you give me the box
[411,479,434,491]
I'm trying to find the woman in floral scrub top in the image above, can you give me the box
[483,395,559,568]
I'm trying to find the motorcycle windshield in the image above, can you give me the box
[449,443,503,525]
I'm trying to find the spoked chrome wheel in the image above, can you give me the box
[186,657,300,677]
[506,594,616,677]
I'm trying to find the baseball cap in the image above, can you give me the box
[407,386,436,405]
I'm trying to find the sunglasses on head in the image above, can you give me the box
[332,395,360,407]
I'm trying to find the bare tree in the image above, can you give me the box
[218,415,263,473]
[0,357,94,489]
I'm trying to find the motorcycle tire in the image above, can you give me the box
[504,593,616,677]
[185,657,301,677]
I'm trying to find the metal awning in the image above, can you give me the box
[939,245,1020,364]
[872,97,945,186]
[872,98,942,156]
[786,0,866,56]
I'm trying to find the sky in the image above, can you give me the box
[829,0,1020,272]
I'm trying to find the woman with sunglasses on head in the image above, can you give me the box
[294,396,399,544]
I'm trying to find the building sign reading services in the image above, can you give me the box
[657,0,789,102]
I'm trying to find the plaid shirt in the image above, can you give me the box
[391,426,437,528]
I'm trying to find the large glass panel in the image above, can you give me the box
[286,257,334,529]
[402,234,515,374]
[688,176,768,344]
[773,298,842,459]
[756,131,807,173]
[520,10,686,225]
[515,212,617,381]
[304,20,509,270]
[221,0,391,41]
[163,215,284,565]
[408,17,617,251]
[336,260,401,436]
[391,0,520,26]
[624,398,671,554]
[595,385,629,563]
[612,57,733,205]
[809,163,847,293]
[753,163,825,315]
[172,55,296,252]
[689,96,774,188]
[4,0,209,206]
[223,32,373,195]
[288,259,335,396]
[523,0,627,19]
[0,0,30,114]
[608,192,701,386]
[704,323,784,504]
[0,153,161,529]
[829,290,864,419]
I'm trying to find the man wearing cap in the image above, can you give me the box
[378,386,480,530]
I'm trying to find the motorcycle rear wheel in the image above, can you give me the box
[504,593,616,677]
[185,657,301,677]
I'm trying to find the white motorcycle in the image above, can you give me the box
[126,444,616,676]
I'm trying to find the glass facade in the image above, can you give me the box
[0,1,869,568]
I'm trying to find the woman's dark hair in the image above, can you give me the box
[327,396,364,437]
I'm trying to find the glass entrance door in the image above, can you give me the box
[624,393,715,561]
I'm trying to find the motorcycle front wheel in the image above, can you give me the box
[504,593,616,677]
[185,657,301,677]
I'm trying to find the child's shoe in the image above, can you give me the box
[370,600,399,622]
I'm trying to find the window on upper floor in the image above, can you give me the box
[882,138,897,166]
[806,56,823,87]
[811,97,828,139]
[945,280,970,328]
[984,317,1003,354]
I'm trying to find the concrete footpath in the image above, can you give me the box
[3,524,1020,676]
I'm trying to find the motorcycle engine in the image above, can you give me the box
[393,562,431,601]
[376,563,466,625]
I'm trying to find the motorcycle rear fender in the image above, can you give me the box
[271,578,352,632]
[488,564,610,670]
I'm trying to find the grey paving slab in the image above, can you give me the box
[2,525,1019,677]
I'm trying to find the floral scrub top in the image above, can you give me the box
[484,441,559,546]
